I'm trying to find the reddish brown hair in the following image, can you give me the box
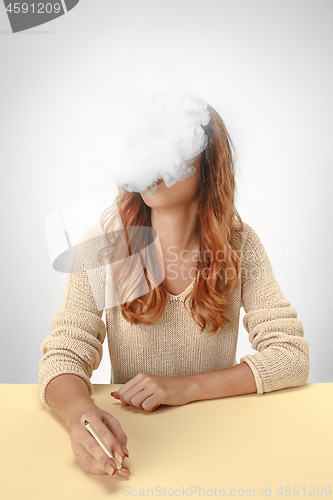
[97,103,243,335]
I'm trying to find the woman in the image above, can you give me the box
[39,97,310,478]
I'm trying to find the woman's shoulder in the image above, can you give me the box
[233,219,255,248]
[78,206,125,272]
[234,220,271,272]
[233,220,269,265]
[79,220,105,244]
[76,221,113,276]
[79,204,122,246]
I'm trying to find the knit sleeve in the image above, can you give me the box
[39,231,107,408]
[239,224,310,394]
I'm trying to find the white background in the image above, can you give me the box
[0,0,332,384]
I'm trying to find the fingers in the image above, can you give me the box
[121,386,161,412]
[71,411,130,477]
[102,413,129,458]
[72,422,119,475]
[116,374,148,407]
[119,385,146,407]
[114,376,143,406]
[115,375,163,411]
[72,441,109,475]
[130,388,156,410]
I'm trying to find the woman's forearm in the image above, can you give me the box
[45,374,99,429]
[185,362,257,402]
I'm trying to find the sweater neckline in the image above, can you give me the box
[166,279,195,300]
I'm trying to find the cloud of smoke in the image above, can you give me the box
[93,90,210,196]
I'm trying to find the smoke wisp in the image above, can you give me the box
[101,91,211,196]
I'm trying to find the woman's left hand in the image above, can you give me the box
[110,373,192,412]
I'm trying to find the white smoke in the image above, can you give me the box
[98,91,211,196]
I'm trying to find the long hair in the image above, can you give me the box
[97,103,243,335]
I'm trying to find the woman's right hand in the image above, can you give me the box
[70,407,130,476]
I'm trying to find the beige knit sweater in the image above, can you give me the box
[39,219,310,408]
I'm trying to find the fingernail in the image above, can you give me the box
[122,444,129,457]
[115,452,123,464]
[118,467,130,476]
[105,464,115,476]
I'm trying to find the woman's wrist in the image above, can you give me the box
[181,376,200,405]
[45,374,100,430]
[67,400,100,430]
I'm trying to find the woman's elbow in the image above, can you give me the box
[290,349,310,388]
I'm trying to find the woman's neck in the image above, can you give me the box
[151,203,199,257]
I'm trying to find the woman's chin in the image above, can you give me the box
[140,188,172,209]
[141,180,165,196]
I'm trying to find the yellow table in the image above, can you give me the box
[1,383,332,500]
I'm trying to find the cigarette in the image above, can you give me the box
[84,420,122,470]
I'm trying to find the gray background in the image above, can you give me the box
[0,0,332,384]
